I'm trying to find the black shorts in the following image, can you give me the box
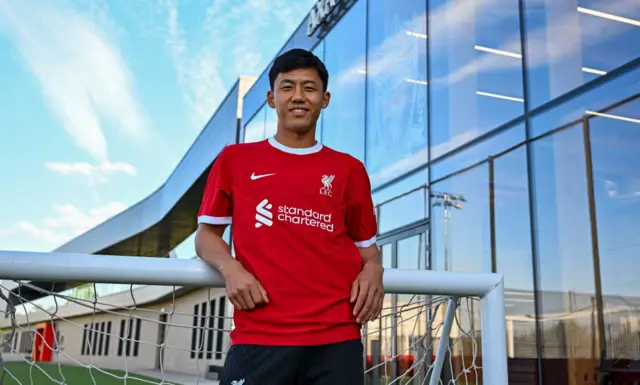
[219,339,364,385]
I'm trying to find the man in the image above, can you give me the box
[195,48,384,385]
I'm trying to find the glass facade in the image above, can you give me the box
[234,0,640,383]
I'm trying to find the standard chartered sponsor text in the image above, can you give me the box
[277,205,334,232]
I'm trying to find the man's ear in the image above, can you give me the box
[322,91,331,109]
[267,90,276,109]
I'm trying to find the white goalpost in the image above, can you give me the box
[0,250,508,385]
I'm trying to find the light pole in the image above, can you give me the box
[431,192,465,271]
[430,191,466,384]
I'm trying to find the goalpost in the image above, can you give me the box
[0,250,508,385]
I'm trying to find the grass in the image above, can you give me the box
[0,362,181,385]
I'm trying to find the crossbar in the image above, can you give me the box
[0,250,508,384]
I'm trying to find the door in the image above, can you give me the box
[364,219,430,385]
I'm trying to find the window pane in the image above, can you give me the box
[525,0,640,108]
[365,0,428,187]
[242,72,271,125]
[530,67,640,138]
[313,42,325,142]
[431,123,526,181]
[373,167,428,202]
[589,97,640,363]
[322,0,366,161]
[431,165,490,273]
[431,165,488,382]
[378,187,427,234]
[396,233,428,374]
[265,105,277,138]
[531,125,600,383]
[493,147,540,382]
[243,105,266,143]
[430,0,525,160]
[381,243,392,269]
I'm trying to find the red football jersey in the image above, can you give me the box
[198,137,378,346]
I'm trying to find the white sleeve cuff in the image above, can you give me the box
[355,235,376,248]
[198,215,232,225]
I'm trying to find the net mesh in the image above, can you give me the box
[0,280,482,385]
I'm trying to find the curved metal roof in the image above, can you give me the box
[10,77,255,302]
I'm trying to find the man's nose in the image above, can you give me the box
[291,86,305,101]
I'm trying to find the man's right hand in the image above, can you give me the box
[220,260,269,311]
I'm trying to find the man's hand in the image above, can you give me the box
[350,262,384,324]
[220,260,269,311]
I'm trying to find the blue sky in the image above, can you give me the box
[0,0,316,252]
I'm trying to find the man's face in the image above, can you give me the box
[267,67,330,134]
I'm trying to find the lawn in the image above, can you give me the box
[0,362,181,385]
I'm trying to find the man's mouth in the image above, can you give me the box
[289,107,310,117]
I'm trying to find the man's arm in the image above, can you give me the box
[194,223,236,275]
[195,223,268,311]
[195,147,268,311]
[345,161,384,324]
[350,244,384,324]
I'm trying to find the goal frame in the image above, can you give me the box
[0,250,508,384]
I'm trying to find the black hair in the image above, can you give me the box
[268,48,329,92]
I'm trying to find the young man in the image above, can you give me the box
[195,48,384,385]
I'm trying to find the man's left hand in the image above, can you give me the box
[350,262,385,324]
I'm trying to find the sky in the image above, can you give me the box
[0,0,316,253]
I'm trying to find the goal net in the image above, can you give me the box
[0,252,507,385]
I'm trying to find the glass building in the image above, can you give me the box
[14,0,636,383]
[235,0,640,383]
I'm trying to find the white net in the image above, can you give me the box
[363,294,482,385]
[0,280,483,385]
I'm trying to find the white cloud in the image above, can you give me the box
[45,161,137,184]
[159,0,316,128]
[0,0,149,162]
[7,202,127,247]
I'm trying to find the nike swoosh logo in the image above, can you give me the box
[251,172,276,180]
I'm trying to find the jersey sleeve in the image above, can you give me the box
[345,161,378,248]
[198,147,233,225]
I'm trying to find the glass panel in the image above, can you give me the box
[430,164,488,382]
[365,0,428,187]
[381,243,393,269]
[431,165,491,273]
[396,233,427,381]
[292,17,322,50]
[265,106,277,138]
[531,124,600,383]
[372,167,429,204]
[397,232,427,271]
[493,147,540,382]
[530,67,640,137]
[525,0,640,109]
[321,0,366,161]
[243,105,267,143]
[242,71,271,126]
[378,187,427,234]
[431,123,526,181]
[430,0,525,160]
[313,41,325,142]
[589,97,640,364]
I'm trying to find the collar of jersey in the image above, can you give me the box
[267,136,323,155]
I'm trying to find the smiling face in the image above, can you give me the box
[267,67,330,136]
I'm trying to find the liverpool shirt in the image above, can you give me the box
[198,136,378,346]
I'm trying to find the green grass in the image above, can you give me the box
[0,362,181,385]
